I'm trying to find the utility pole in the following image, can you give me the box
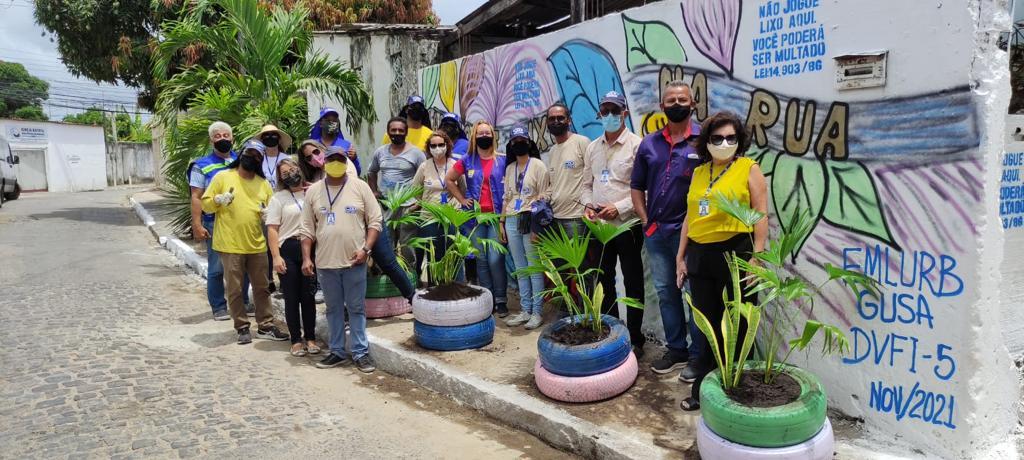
[571,0,586,24]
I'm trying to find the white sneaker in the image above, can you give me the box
[505,312,530,327]
[524,313,544,330]
[315,289,325,304]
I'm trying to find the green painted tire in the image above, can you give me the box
[365,272,416,299]
[699,362,827,448]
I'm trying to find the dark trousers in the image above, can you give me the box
[688,233,754,400]
[597,223,647,347]
[280,238,317,343]
[417,222,464,284]
[371,226,416,299]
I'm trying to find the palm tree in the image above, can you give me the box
[152,0,376,233]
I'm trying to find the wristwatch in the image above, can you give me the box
[362,246,372,255]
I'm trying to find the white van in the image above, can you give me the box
[0,134,20,208]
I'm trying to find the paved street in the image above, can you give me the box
[0,188,568,460]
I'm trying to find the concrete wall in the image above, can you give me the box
[418,1,1020,458]
[1,120,106,192]
[106,142,155,185]
[307,30,443,169]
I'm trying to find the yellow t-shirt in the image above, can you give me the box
[686,156,756,244]
[381,125,434,151]
[201,169,274,254]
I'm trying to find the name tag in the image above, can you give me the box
[425,179,433,186]
[600,169,610,183]
[698,198,710,217]
[514,198,523,211]
[345,206,357,214]
[326,212,336,225]
[564,160,576,169]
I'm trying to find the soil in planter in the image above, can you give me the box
[420,282,483,301]
[726,370,801,408]
[550,322,610,346]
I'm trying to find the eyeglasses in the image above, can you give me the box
[709,135,738,146]
[428,143,446,149]
[599,107,623,116]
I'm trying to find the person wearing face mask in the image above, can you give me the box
[629,80,704,378]
[298,140,327,183]
[380,95,434,149]
[189,121,251,320]
[581,91,647,357]
[502,125,551,330]
[675,111,767,411]
[411,133,467,283]
[544,102,591,239]
[256,125,293,189]
[300,150,382,373]
[266,158,320,357]
[368,117,427,267]
[202,139,290,345]
[445,120,509,317]
[310,107,361,174]
[438,112,469,159]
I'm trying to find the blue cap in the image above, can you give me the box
[311,107,346,141]
[242,139,266,155]
[441,112,461,124]
[509,124,529,140]
[407,95,424,105]
[324,146,348,160]
[600,90,627,108]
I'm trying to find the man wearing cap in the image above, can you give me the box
[630,80,703,378]
[311,107,361,174]
[369,116,426,265]
[438,112,469,158]
[582,91,647,357]
[380,95,433,149]
[189,121,249,320]
[300,149,382,373]
[202,139,289,344]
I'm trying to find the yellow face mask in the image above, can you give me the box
[324,160,347,178]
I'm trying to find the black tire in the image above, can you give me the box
[6,183,20,200]
[0,179,5,208]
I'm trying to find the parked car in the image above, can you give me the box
[0,134,20,207]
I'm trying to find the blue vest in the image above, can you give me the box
[462,152,506,214]
[190,150,236,221]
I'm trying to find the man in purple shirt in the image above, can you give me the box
[630,80,705,380]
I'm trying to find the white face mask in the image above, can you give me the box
[430,146,447,158]
[709,143,738,161]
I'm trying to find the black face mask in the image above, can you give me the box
[441,123,460,139]
[664,104,692,123]
[475,137,494,150]
[239,155,260,172]
[321,120,340,136]
[508,142,530,157]
[547,122,569,136]
[389,134,406,145]
[262,135,280,148]
[213,139,232,154]
[282,173,302,188]
[407,105,426,119]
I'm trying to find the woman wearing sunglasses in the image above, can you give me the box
[411,132,467,283]
[298,140,328,183]
[674,111,768,411]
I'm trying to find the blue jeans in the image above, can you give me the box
[645,230,702,359]
[505,215,544,315]
[203,219,248,314]
[471,221,507,304]
[371,226,416,299]
[318,264,369,359]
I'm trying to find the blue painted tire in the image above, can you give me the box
[414,316,495,351]
[537,314,631,377]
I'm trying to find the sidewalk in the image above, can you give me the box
[128,187,903,459]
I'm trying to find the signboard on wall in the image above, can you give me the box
[6,125,48,143]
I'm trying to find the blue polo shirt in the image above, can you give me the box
[630,120,702,237]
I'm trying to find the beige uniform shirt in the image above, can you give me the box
[300,177,383,269]
[581,129,642,225]
[545,133,590,219]
[503,157,550,215]
[264,189,306,245]
[411,158,465,210]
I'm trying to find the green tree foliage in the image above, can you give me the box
[0,61,49,119]
[63,108,152,143]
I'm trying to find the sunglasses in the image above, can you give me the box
[428,143,446,149]
[709,135,738,146]
[599,107,623,116]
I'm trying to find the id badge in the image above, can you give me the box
[600,169,610,183]
[441,192,449,204]
[327,212,336,225]
[514,198,523,211]
[698,198,710,217]
[467,170,476,178]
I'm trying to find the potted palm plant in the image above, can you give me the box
[363,185,423,318]
[410,202,507,351]
[691,193,879,459]
[518,218,644,403]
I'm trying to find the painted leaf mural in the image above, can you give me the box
[771,155,826,260]
[622,15,687,71]
[748,146,780,176]
[421,64,440,108]
[547,40,633,140]
[439,61,458,112]
[680,0,741,76]
[466,44,558,127]
[822,161,900,249]
[459,54,484,115]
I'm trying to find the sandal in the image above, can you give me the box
[290,343,308,357]
[679,397,700,411]
[306,341,321,355]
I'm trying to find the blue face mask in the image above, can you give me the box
[600,114,623,133]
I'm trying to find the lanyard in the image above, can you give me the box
[432,160,447,189]
[265,153,282,186]
[288,190,303,211]
[515,159,530,195]
[702,160,735,198]
[324,180,346,211]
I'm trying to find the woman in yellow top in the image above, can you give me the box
[674,112,768,411]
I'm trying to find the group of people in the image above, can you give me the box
[189,84,768,412]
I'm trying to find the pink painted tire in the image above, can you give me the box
[534,352,638,403]
[365,296,411,319]
[696,417,834,460]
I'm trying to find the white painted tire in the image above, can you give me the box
[365,296,412,319]
[534,352,638,403]
[412,285,493,327]
[696,416,834,460]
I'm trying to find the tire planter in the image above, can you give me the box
[696,417,834,460]
[537,314,631,377]
[534,352,638,403]
[364,296,412,319]
[414,316,495,351]
[700,362,827,448]
[412,285,493,326]
[365,271,416,299]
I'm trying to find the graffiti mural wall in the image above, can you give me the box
[419,0,1017,457]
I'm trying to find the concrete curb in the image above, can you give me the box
[128,195,671,460]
